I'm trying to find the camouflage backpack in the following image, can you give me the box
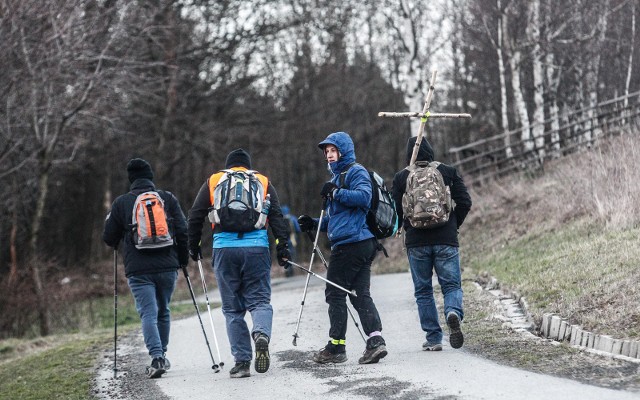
[402,161,452,229]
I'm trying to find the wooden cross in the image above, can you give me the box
[378,70,471,166]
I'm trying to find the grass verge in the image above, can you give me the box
[0,293,210,400]
[466,220,640,339]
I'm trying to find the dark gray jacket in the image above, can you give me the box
[103,179,189,277]
[392,137,472,248]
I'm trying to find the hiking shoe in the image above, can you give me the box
[163,354,171,370]
[447,312,464,349]
[312,345,347,364]
[422,342,443,351]
[358,345,388,364]
[229,361,251,378]
[145,357,166,379]
[254,333,270,373]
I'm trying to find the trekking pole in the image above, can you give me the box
[181,266,221,373]
[292,208,324,346]
[113,249,118,379]
[306,231,367,344]
[286,261,357,297]
[196,258,224,369]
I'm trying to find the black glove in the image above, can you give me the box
[320,181,338,200]
[298,215,316,233]
[276,239,291,268]
[189,247,202,262]
[178,246,189,267]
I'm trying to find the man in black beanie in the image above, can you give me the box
[103,158,189,378]
[188,148,291,378]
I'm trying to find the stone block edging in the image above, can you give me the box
[478,279,640,364]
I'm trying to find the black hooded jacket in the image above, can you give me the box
[391,137,472,248]
[103,179,189,277]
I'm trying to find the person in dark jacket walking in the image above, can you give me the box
[298,131,388,365]
[187,148,291,379]
[103,158,189,378]
[392,137,472,351]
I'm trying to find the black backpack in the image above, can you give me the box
[339,164,398,240]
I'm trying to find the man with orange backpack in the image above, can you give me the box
[103,158,189,378]
[187,148,290,378]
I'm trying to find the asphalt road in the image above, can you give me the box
[125,271,639,400]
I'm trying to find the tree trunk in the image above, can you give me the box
[507,46,532,154]
[29,155,52,337]
[528,0,545,162]
[623,1,635,123]
[9,201,18,285]
[497,0,513,159]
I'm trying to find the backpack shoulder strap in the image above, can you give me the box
[208,171,227,205]
[338,162,358,188]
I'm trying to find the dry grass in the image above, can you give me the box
[463,132,640,339]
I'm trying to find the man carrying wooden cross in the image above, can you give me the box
[382,70,472,351]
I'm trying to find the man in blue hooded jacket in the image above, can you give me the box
[298,132,388,365]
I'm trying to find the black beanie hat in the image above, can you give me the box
[225,148,252,169]
[127,158,154,183]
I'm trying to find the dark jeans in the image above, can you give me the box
[326,238,382,342]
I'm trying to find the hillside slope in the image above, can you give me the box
[462,131,640,339]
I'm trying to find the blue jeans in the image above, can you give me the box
[407,245,464,345]
[128,270,178,358]
[214,247,273,362]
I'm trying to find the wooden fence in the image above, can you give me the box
[448,90,640,185]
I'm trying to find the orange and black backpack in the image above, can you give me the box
[130,191,174,249]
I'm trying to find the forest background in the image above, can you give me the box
[1,0,638,339]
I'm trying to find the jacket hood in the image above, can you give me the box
[318,131,356,174]
[406,136,434,164]
[225,148,252,169]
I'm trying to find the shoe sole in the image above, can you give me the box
[255,337,270,373]
[447,313,464,349]
[313,355,348,364]
[230,371,251,378]
[358,346,388,364]
[423,344,443,351]
[146,366,166,379]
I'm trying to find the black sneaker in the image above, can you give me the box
[312,341,347,364]
[229,361,251,378]
[253,333,270,373]
[358,336,388,364]
[163,354,171,370]
[447,312,464,349]
[146,357,166,379]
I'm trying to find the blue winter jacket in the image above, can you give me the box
[317,132,374,248]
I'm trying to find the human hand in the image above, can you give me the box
[298,215,315,233]
[320,181,338,200]
[189,247,202,262]
[276,240,291,267]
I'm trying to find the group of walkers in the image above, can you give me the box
[102,131,472,379]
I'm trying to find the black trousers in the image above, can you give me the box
[325,238,382,342]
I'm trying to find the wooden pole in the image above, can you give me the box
[409,70,438,166]
[378,111,472,119]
